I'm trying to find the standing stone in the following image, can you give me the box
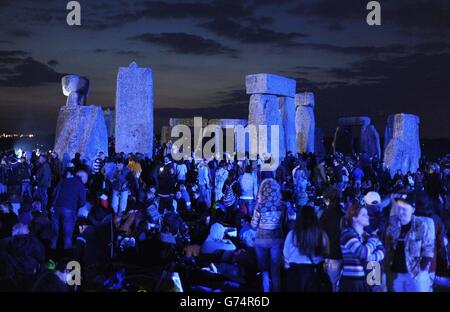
[160,126,171,145]
[279,97,296,154]
[62,75,89,107]
[333,116,380,157]
[361,124,381,158]
[246,73,296,160]
[246,73,296,97]
[54,75,108,164]
[384,114,421,176]
[115,61,154,156]
[248,94,285,158]
[295,92,315,154]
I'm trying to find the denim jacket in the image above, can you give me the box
[385,215,435,278]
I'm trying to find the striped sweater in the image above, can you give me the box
[340,227,385,278]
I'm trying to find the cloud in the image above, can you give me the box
[47,59,59,66]
[94,49,108,53]
[198,18,308,47]
[291,0,450,32]
[116,50,141,57]
[128,32,238,57]
[9,29,34,38]
[0,52,66,87]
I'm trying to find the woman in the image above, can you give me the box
[283,205,331,292]
[339,201,385,292]
[251,178,285,292]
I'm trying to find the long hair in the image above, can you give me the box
[293,205,326,257]
[344,200,364,227]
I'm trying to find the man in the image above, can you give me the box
[238,165,258,217]
[110,159,133,217]
[319,187,345,292]
[2,222,45,291]
[50,168,87,253]
[386,193,435,292]
[17,156,33,200]
[214,161,229,202]
[35,154,52,210]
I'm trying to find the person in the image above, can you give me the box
[175,160,188,185]
[283,205,331,292]
[214,161,229,202]
[34,154,52,210]
[2,223,46,291]
[32,258,70,292]
[319,187,345,292]
[352,164,365,190]
[292,166,308,207]
[50,168,87,253]
[339,202,385,292]
[200,222,237,254]
[0,202,18,239]
[197,160,211,209]
[385,193,435,292]
[251,178,285,292]
[110,158,133,217]
[239,165,258,217]
[17,156,33,200]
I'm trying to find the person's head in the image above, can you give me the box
[346,202,370,229]
[116,158,124,170]
[257,178,281,207]
[293,205,325,256]
[395,193,416,225]
[175,191,182,200]
[12,223,29,236]
[179,184,186,192]
[32,200,42,213]
[364,191,381,207]
[209,223,226,241]
[98,151,105,160]
[38,154,47,164]
[323,187,342,207]
[75,153,81,159]
[51,151,58,159]
[146,187,157,201]
[76,169,89,185]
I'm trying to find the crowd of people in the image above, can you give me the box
[0,140,449,292]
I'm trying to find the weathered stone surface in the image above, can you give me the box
[384,114,421,176]
[115,62,154,156]
[295,92,315,108]
[295,94,315,154]
[54,105,108,164]
[333,126,356,155]
[160,126,171,145]
[103,109,115,138]
[245,74,296,97]
[338,116,371,126]
[248,94,285,158]
[62,75,89,107]
[361,124,381,158]
[279,97,296,154]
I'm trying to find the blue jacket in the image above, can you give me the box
[53,177,86,211]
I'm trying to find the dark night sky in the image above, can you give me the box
[0,0,449,139]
